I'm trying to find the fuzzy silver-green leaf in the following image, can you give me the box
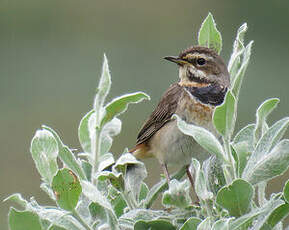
[198,12,222,53]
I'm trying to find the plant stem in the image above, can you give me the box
[204,200,213,219]
[121,191,137,210]
[224,138,237,182]
[258,182,267,206]
[91,127,101,185]
[223,166,232,185]
[72,209,93,230]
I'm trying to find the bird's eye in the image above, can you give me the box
[196,58,206,65]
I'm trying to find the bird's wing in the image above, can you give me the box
[136,83,183,145]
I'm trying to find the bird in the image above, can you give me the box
[130,46,230,189]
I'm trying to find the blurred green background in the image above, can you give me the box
[1,0,289,228]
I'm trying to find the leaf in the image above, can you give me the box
[234,124,255,143]
[255,98,280,143]
[89,202,107,222]
[197,217,212,230]
[138,183,149,203]
[97,153,115,172]
[24,199,86,230]
[231,41,253,98]
[243,117,289,182]
[40,183,56,201]
[202,156,226,195]
[284,180,289,203]
[232,142,251,177]
[213,90,236,138]
[230,196,282,229]
[233,123,255,151]
[48,226,66,230]
[264,203,289,229]
[216,179,254,217]
[43,125,86,180]
[231,145,240,176]
[230,210,264,230]
[107,187,127,217]
[191,159,213,200]
[174,115,226,161]
[89,56,112,168]
[243,139,289,185]
[113,152,141,174]
[81,180,114,212]
[198,12,222,54]
[125,163,148,203]
[44,211,86,230]
[30,129,58,184]
[4,193,28,208]
[119,209,169,227]
[250,195,284,230]
[52,169,82,211]
[97,170,124,191]
[233,124,255,176]
[228,23,247,80]
[81,182,119,230]
[103,117,122,137]
[74,196,91,224]
[232,23,247,52]
[274,223,283,230]
[78,110,94,153]
[94,54,111,120]
[162,179,192,208]
[179,217,201,230]
[9,208,43,230]
[100,118,122,157]
[134,220,176,230]
[212,218,232,230]
[82,181,119,229]
[144,166,186,209]
[111,153,148,205]
[101,92,150,127]
[81,160,92,181]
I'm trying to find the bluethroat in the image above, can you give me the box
[130,46,230,188]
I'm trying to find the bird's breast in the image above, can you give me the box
[175,90,215,132]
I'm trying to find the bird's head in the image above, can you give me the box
[164,46,230,89]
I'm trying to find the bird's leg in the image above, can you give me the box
[161,163,174,212]
[186,165,199,203]
[161,163,171,185]
[186,165,195,188]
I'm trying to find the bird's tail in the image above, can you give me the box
[129,144,152,159]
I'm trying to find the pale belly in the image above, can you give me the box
[149,120,210,166]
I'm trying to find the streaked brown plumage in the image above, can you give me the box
[130,46,230,186]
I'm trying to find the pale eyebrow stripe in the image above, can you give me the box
[195,53,214,60]
[184,53,213,61]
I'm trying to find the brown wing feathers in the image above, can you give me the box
[136,83,183,146]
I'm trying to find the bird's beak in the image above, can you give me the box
[164,56,187,65]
